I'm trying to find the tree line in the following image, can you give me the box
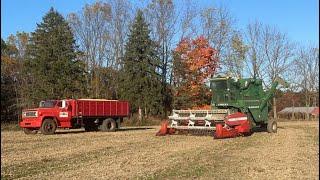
[1,0,319,122]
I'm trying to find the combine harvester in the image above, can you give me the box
[156,75,288,138]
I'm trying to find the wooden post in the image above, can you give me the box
[138,106,142,122]
[291,100,295,120]
[145,107,147,118]
[273,97,277,119]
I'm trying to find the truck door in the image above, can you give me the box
[57,100,72,128]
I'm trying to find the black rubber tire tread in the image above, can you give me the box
[40,119,57,135]
[100,118,116,132]
[23,128,38,135]
[267,119,277,133]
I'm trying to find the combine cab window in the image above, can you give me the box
[211,80,227,90]
[211,80,228,104]
[39,100,56,108]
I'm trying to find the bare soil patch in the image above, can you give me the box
[1,121,318,179]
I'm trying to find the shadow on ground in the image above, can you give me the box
[117,127,155,131]
[251,126,284,133]
[53,127,155,134]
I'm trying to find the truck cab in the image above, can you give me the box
[20,99,74,135]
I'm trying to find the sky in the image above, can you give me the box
[1,0,319,46]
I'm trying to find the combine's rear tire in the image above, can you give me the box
[40,119,57,135]
[23,128,38,135]
[100,118,116,132]
[267,119,277,133]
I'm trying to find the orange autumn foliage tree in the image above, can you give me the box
[173,36,219,109]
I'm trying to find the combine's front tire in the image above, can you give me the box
[23,128,38,135]
[100,118,116,132]
[40,119,57,135]
[267,119,277,133]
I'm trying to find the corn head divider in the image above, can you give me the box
[156,109,229,136]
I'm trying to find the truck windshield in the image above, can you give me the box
[39,100,56,108]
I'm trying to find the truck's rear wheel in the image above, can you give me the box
[23,128,38,135]
[100,118,116,132]
[40,119,57,135]
[267,119,277,133]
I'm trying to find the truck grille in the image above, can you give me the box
[23,111,38,117]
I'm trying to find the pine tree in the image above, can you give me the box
[119,10,163,116]
[1,39,18,122]
[24,7,86,105]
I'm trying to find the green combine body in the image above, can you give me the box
[210,75,287,128]
[164,75,288,136]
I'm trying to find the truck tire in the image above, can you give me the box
[100,118,116,132]
[267,119,277,133]
[23,128,38,135]
[40,119,57,135]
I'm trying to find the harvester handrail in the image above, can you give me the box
[172,109,228,113]
[169,109,228,121]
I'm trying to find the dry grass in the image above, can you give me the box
[1,122,21,131]
[1,121,319,179]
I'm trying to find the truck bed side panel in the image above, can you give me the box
[76,100,129,117]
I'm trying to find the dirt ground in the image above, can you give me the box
[1,121,319,180]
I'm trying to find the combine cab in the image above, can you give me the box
[157,75,288,138]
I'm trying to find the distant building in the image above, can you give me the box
[278,107,319,119]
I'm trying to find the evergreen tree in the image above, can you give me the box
[24,8,86,105]
[1,38,7,53]
[119,10,163,116]
[1,39,18,122]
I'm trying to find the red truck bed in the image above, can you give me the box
[75,99,129,117]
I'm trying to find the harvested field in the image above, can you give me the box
[1,121,319,179]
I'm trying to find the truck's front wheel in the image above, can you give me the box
[40,119,57,135]
[100,118,116,132]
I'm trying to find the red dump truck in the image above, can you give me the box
[19,99,130,135]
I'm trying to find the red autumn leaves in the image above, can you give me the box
[173,36,219,108]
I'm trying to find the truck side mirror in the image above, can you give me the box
[62,100,66,108]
